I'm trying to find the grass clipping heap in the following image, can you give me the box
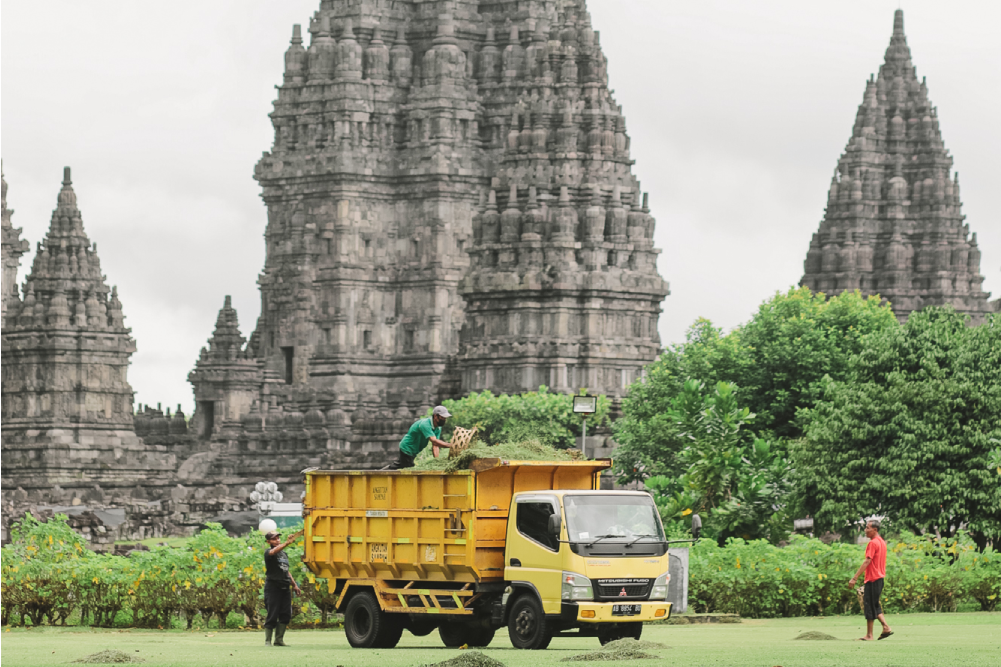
[413,429,577,473]
[425,651,506,667]
[72,650,145,664]
[560,638,666,662]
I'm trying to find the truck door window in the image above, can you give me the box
[516,501,559,551]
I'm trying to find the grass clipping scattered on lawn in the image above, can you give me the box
[424,651,506,667]
[560,638,663,662]
[72,650,145,664]
[413,435,576,472]
[793,631,839,640]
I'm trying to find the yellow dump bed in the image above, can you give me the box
[303,458,611,583]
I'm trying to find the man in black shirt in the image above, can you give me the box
[263,529,302,646]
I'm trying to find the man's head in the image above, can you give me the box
[865,519,880,537]
[265,530,282,547]
[432,405,451,428]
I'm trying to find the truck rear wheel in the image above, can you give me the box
[598,622,643,646]
[507,595,553,650]
[440,622,496,648]
[407,617,438,637]
[344,590,403,649]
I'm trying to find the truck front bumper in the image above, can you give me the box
[573,601,672,623]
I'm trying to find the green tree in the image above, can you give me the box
[439,386,610,450]
[644,380,793,543]
[795,308,1001,548]
[613,288,896,484]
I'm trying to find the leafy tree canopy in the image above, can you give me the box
[794,308,1001,547]
[614,287,897,484]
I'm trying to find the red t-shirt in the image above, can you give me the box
[864,534,887,582]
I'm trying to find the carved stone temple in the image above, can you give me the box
[800,10,995,323]
[0,168,175,489]
[184,0,669,479]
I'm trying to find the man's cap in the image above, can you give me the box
[433,405,452,418]
[265,531,281,540]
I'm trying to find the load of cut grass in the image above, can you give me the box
[560,638,659,662]
[414,436,575,472]
[793,631,839,641]
[72,650,145,664]
[600,638,668,651]
[424,651,507,667]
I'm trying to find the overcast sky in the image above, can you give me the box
[2,1,998,414]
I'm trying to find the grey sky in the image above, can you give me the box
[2,1,998,414]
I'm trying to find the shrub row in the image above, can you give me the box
[0,514,334,628]
[688,533,1000,617]
[2,515,997,626]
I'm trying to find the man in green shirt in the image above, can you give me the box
[385,405,453,469]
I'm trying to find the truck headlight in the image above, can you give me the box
[650,572,671,600]
[561,572,593,601]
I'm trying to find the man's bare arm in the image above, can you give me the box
[849,557,871,586]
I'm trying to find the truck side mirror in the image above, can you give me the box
[548,513,562,538]
[691,513,702,540]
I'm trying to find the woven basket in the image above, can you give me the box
[448,426,479,459]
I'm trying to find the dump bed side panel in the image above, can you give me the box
[306,471,480,583]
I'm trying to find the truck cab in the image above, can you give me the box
[503,490,672,648]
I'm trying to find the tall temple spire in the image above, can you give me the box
[2,168,169,488]
[800,10,994,323]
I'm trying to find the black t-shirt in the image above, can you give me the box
[264,547,290,584]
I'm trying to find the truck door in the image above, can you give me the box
[505,495,563,614]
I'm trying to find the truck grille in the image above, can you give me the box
[595,578,653,601]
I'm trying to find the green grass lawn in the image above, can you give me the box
[3,613,998,667]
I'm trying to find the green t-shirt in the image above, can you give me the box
[399,417,441,457]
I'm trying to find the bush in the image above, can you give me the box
[0,514,340,629]
[686,531,999,618]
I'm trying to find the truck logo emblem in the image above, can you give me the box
[619,588,627,597]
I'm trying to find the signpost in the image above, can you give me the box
[572,395,597,458]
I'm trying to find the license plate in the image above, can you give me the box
[612,604,642,616]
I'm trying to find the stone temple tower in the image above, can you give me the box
[800,10,994,323]
[1,168,174,488]
[189,0,668,475]
[1,168,31,328]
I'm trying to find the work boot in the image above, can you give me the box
[274,623,288,646]
[264,627,273,646]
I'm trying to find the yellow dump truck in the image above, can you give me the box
[302,458,697,649]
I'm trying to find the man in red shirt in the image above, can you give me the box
[848,519,893,640]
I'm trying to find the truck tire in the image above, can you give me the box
[507,595,553,650]
[467,626,496,647]
[407,617,438,637]
[344,591,402,649]
[598,622,643,646]
[439,622,467,647]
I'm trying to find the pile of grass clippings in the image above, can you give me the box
[414,437,574,472]
[72,650,145,664]
[424,651,507,667]
[793,631,839,641]
[560,638,660,662]
[600,638,668,651]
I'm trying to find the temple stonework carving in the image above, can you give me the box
[800,10,994,323]
[0,168,175,488]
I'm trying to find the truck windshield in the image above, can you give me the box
[563,495,664,543]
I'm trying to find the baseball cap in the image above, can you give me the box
[265,531,281,540]
[433,405,452,418]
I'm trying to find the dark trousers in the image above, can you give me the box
[863,578,884,620]
[264,580,292,628]
[384,451,415,470]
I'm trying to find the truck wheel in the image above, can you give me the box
[598,622,643,646]
[439,622,467,647]
[407,617,437,637]
[507,595,553,650]
[467,626,496,647]
[344,591,401,649]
